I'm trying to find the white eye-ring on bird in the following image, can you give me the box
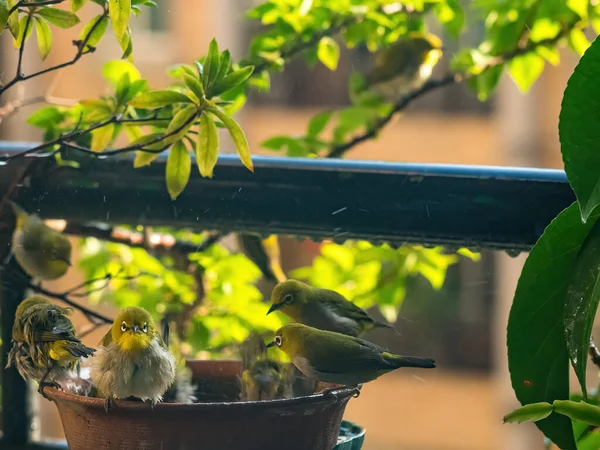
[275,336,282,347]
[121,321,127,332]
[142,322,148,333]
[283,294,293,304]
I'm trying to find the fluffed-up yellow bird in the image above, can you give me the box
[267,323,435,388]
[237,233,287,284]
[240,333,292,402]
[10,201,72,280]
[362,32,444,102]
[268,279,397,337]
[91,306,176,411]
[6,295,96,399]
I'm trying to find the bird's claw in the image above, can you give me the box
[351,386,361,398]
[104,397,113,413]
[38,381,61,401]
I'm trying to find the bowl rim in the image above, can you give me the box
[44,385,360,411]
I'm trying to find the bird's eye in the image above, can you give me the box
[120,321,127,332]
[274,336,282,347]
[142,322,148,333]
[283,294,293,304]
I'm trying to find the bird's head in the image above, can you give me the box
[266,323,309,357]
[49,232,73,267]
[16,295,51,319]
[112,306,155,352]
[267,279,310,318]
[406,32,444,67]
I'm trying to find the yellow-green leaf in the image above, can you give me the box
[196,113,219,178]
[183,74,205,101]
[164,105,198,144]
[34,17,52,60]
[91,123,115,152]
[119,26,133,61]
[71,0,87,13]
[130,132,165,151]
[210,107,253,173]
[203,38,220,93]
[317,36,340,70]
[102,59,140,86]
[0,0,9,33]
[109,0,130,41]
[36,7,80,29]
[508,53,545,92]
[6,0,19,39]
[569,28,591,57]
[503,402,553,424]
[13,16,33,49]
[129,90,194,109]
[134,150,161,168]
[166,140,191,200]
[78,14,108,50]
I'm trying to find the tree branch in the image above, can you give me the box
[326,21,581,159]
[64,223,226,255]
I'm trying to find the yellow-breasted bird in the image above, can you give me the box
[360,32,444,103]
[240,333,292,402]
[268,279,396,337]
[90,306,176,411]
[237,233,287,284]
[266,323,435,387]
[6,295,96,399]
[10,201,72,280]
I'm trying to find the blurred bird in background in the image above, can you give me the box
[237,233,286,284]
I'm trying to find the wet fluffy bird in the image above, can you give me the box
[91,306,176,411]
[6,296,96,398]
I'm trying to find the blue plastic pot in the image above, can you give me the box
[334,420,366,450]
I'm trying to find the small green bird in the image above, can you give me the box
[267,279,396,337]
[362,32,444,102]
[90,306,176,411]
[10,202,72,280]
[266,323,435,387]
[6,295,96,399]
[237,233,287,284]
[240,333,292,402]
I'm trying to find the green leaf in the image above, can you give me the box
[165,140,191,200]
[307,111,332,137]
[0,0,9,33]
[554,400,600,427]
[133,150,161,168]
[508,202,600,450]
[103,59,140,86]
[559,35,600,222]
[34,17,52,60]
[217,49,231,80]
[183,74,204,101]
[6,0,19,39]
[502,402,554,424]
[71,0,87,13]
[509,53,545,92]
[567,0,588,19]
[13,15,33,49]
[119,26,133,60]
[163,105,198,144]
[209,107,253,173]
[569,28,591,57]
[130,132,165,152]
[115,72,131,105]
[203,38,220,94]
[78,14,108,51]
[36,7,80,29]
[27,106,66,128]
[578,431,600,450]
[564,218,600,398]
[317,37,340,71]
[129,90,194,109]
[91,123,116,152]
[196,112,219,178]
[433,0,464,37]
[109,0,131,41]
[211,66,254,97]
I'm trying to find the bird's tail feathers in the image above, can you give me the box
[387,354,436,369]
[63,341,96,359]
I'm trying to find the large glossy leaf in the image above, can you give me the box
[508,202,600,450]
[560,35,600,223]
[565,218,600,398]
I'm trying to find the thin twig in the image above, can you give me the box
[64,223,226,255]
[326,21,580,159]
[8,0,65,17]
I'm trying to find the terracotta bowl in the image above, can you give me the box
[46,359,357,450]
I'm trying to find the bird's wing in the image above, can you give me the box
[34,328,81,343]
[303,332,391,374]
[317,291,375,326]
[99,328,112,347]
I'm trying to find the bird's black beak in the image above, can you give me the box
[57,256,72,266]
[266,303,282,315]
[265,340,276,348]
[132,325,140,333]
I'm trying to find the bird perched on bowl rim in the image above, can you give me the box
[6,295,96,399]
[266,323,435,391]
[90,306,176,412]
[267,279,398,337]
[9,201,72,281]
[361,32,444,103]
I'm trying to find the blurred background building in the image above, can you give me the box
[0,0,590,449]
